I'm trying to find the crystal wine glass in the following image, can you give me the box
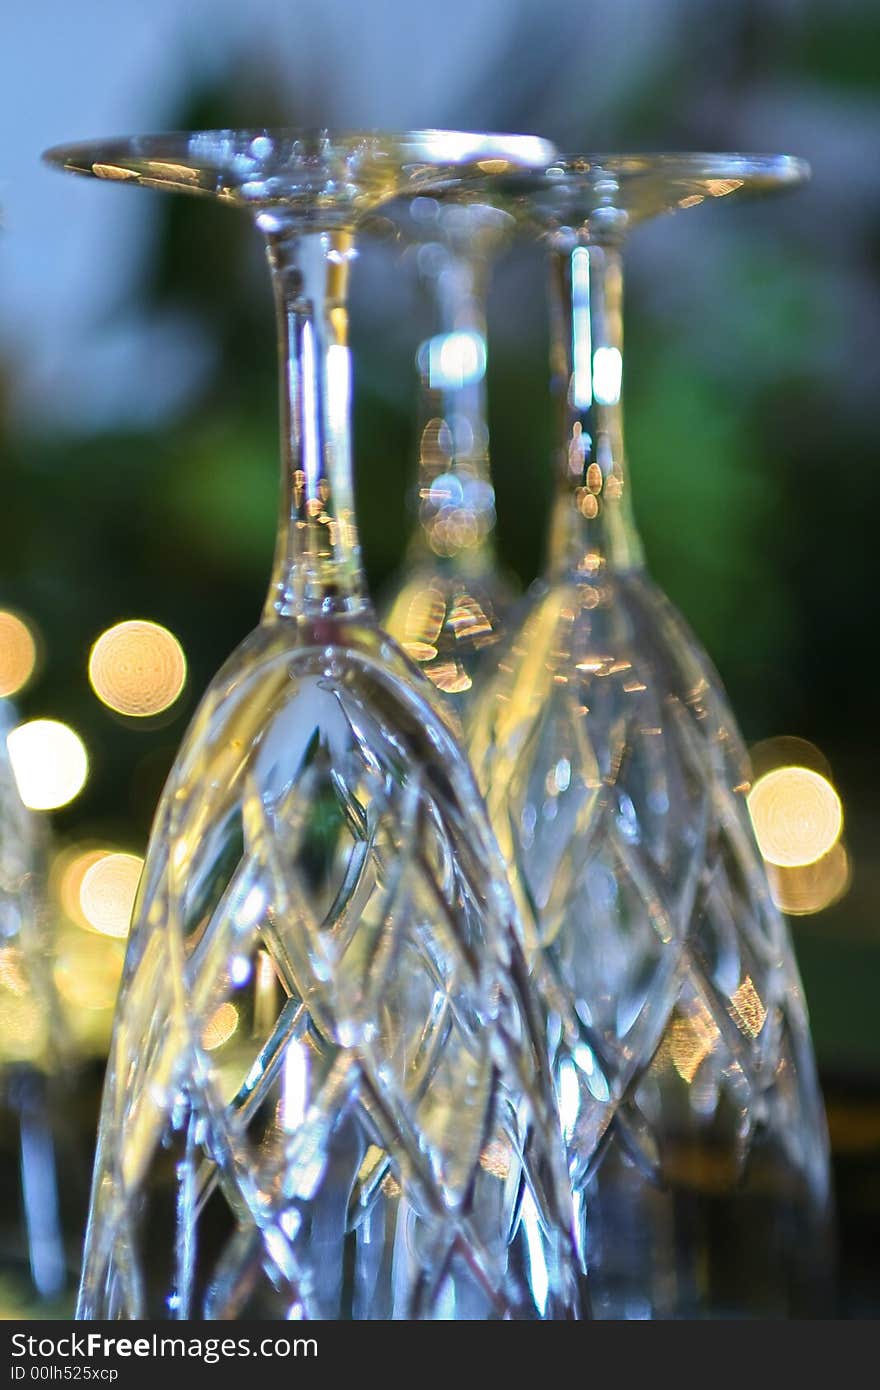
[379,196,518,715]
[45,130,580,1321]
[469,155,833,1319]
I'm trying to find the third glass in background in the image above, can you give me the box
[379,194,519,721]
[468,154,834,1319]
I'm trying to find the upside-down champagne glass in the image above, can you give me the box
[45,130,579,1321]
[470,156,833,1319]
[380,198,518,713]
[0,702,74,1313]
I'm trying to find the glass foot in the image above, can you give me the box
[493,151,809,233]
[43,129,556,219]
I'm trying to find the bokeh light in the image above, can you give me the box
[51,847,130,1052]
[425,330,487,389]
[202,1001,239,1051]
[0,610,38,697]
[55,847,107,928]
[750,735,832,783]
[52,921,125,1057]
[668,1004,719,1085]
[748,765,843,868]
[7,718,89,810]
[429,661,472,694]
[78,852,143,938]
[768,842,852,917]
[88,619,186,717]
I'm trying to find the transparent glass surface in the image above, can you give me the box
[378,197,518,715]
[487,152,810,232]
[469,155,833,1319]
[47,130,579,1321]
[0,703,82,1316]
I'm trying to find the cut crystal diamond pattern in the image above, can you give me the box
[79,623,578,1320]
[471,571,832,1317]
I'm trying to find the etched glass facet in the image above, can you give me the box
[470,157,832,1318]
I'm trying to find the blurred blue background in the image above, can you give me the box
[1,0,879,1312]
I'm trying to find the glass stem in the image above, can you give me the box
[547,239,643,576]
[411,240,497,572]
[261,224,369,621]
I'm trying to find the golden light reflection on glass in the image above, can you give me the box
[7,719,88,810]
[428,661,472,695]
[202,1001,239,1051]
[449,598,493,646]
[664,1004,720,1085]
[402,640,438,662]
[357,1145,385,1190]
[575,487,599,520]
[0,611,38,697]
[729,976,767,1038]
[768,842,851,916]
[604,474,623,500]
[355,1139,400,1198]
[706,178,745,198]
[429,507,480,557]
[419,417,452,475]
[479,1139,512,1180]
[575,654,613,675]
[748,765,843,867]
[394,589,446,666]
[88,619,186,717]
[78,852,144,938]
